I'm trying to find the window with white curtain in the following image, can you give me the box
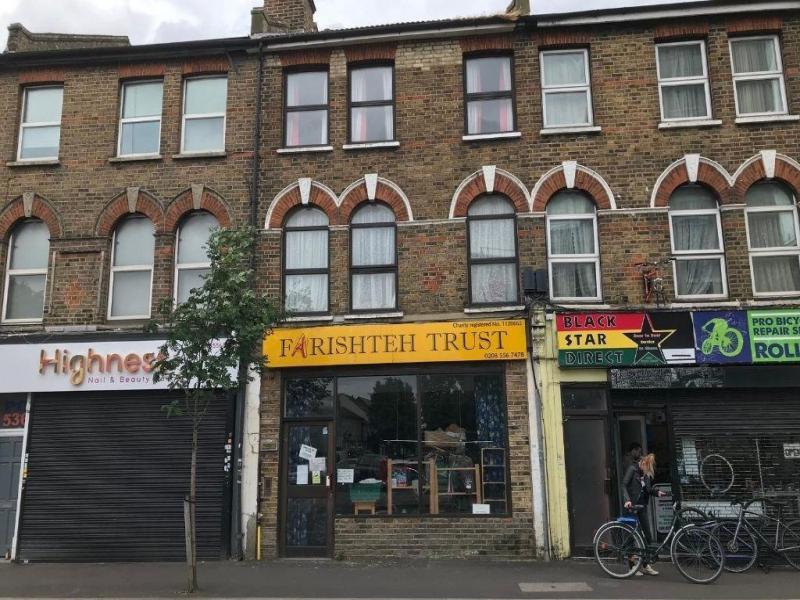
[118,80,163,157]
[285,70,329,147]
[108,215,155,319]
[540,49,593,128]
[547,191,601,301]
[350,203,397,311]
[730,36,788,117]
[284,207,329,313]
[175,212,219,304]
[656,41,712,122]
[2,220,49,323]
[349,65,394,143]
[668,185,727,299]
[746,181,800,296]
[464,55,515,135]
[181,76,227,153]
[467,195,519,305]
[18,86,63,161]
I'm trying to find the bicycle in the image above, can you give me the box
[594,502,725,584]
[700,318,745,357]
[713,497,800,573]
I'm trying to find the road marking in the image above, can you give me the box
[519,582,593,593]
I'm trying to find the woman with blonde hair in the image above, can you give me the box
[622,452,667,576]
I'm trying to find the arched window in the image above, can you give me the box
[175,212,219,304]
[3,219,49,322]
[350,203,396,311]
[284,207,329,314]
[467,195,518,306]
[108,215,155,319]
[547,191,600,301]
[668,184,726,299]
[746,181,800,295]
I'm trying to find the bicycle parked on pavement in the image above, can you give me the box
[594,502,725,584]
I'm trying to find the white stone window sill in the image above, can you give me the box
[343,141,400,150]
[736,114,800,124]
[464,305,525,314]
[462,131,522,142]
[540,126,602,136]
[284,315,334,323]
[658,119,722,130]
[172,151,227,159]
[343,311,404,321]
[277,145,333,154]
[109,154,163,163]
[7,159,59,167]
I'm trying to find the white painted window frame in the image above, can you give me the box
[668,202,728,300]
[1,226,48,324]
[546,209,602,302]
[16,85,63,162]
[180,75,228,154]
[117,79,163,158]
[656,40,713,123]
[540,49,594,129]
[173,219,214,306]
[107,219,154,320]
[745,199,800,297]
[729,35,788,118]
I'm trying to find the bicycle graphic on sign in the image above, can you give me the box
[700,318,745,357]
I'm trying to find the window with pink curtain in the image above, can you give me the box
[349,65,394,143]
[465,56,514,135]
[285,70,329,147]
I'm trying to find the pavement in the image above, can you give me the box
[0,558,798,599]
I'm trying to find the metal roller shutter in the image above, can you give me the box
[17,391,232,562]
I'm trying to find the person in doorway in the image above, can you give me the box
[623,453,667,576]
[622,442,643,473]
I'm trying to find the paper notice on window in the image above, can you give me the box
[297,464,309,486]
[312,471,321,485]
[309,457,326,472]
[337,469,355,484]
[298,444,317,460]
[472,504,491,515]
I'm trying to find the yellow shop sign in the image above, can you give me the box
[263,320,528,368]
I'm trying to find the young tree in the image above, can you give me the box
[150,226,279,593]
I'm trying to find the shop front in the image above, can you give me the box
[261,320,537,560]
[544,309,800,557]
[0,337,235,562]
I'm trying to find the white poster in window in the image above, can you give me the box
[472,504,491,515]
[654,484,674,534]
[297,464,309,485]
[337,469,355,484]
[298,444,317,460]
[309,457,326,472]
[784,443,800,459]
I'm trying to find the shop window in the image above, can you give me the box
[546,191,601,302]
[540,49,593,129]
[285,377,334,419]
[174,211,219,304]
[284,70,329,147]
[656,41,712,122]
[349,65,394,143]
[350,203,397,312]
[283,206,329,314]
[668,184,727,299]
[108,215,155,319]
[181,76,227,153]
[467,195,519,306]
[464,55,515,135]
[118,80,163,157]
[729,36,788,117]
[2,219,49,323]
[745,181,800,296]
[18,86,63,161]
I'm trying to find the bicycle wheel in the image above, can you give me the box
[677,506,710,527]
[594,522,645,579]
[720,330,744,357]
[671,525,725,584]
[778,519,800,570]
[713,521,758,573]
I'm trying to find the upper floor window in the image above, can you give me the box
[350,203,397,311]
[118,80,163,157]
[3,220,49,323]
[349,65,394,143]
[464,56,515,135]
[175,212,219,304]
[541,49,593,129]
[668,185,726,299]
[730,36,788,117]
[285,70,328,147]
[181,76,227,153]
[467,195,518,306]
[18,86,63,161]
[284,207,329,313]
[547,191,600,301]
[656,41,712,122]
[108,215,155,319]
[746,181,800,296]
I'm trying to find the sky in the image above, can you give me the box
[0,0,703,51]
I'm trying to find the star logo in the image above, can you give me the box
[623,314,676,366]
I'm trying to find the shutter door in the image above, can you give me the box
[17,391,232,562]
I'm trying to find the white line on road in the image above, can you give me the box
[519,582,593,593]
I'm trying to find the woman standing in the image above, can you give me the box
[622,453,667,576]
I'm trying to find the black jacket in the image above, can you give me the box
[622,464,656,506]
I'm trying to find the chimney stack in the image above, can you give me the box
[251,0,317,35]
[5,23,130,53]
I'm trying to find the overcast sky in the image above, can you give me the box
[1,0,703,51]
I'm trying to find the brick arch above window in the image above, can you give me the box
[266,179,339,229]
[0,193,63,241]
[651,155,734,208]
[165,185,232,232]
[733,151,800,202]
[532,161,616,212]
[339,175,413,223]
[450,166,530,218]
[95,188,164,237]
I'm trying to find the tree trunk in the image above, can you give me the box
[187,417,199,593]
